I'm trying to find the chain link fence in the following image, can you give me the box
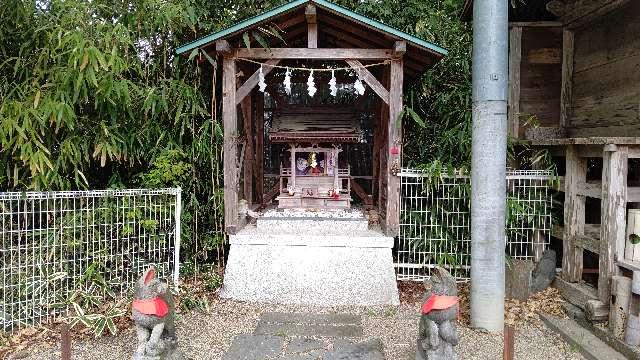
[395,169,554,281]
[0,189,181,331]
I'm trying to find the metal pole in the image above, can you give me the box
[471,0,509,331]
[173,188,181,290]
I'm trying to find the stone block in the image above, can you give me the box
[505,259,534,300]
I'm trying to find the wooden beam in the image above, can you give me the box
[384,58,403,235]
[560,30,574,128]
[306,4,317,48]
[255,92,264,204]
[345,59,389,104]
[393,41,406,57]
[241,96,254,205]
[508,21,563,27]
[553,276,599,310]
[235,59,280,105]
[216,40,231,53]
[222,56,238,234]
[563,145,586,282]
[599,145,629,302]
[236,48,394,60]
[508,26,522,138]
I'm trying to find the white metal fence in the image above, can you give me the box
[395,169,554,281]
[0,188,181,331]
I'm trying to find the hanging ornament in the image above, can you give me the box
[329,70,338,97]
[354,75,365,96]
[258,65,267,92]
[307,70,317,97]
[283,68,292,95]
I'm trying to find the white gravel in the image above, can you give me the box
[21,297,583,360]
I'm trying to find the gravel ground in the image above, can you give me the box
[20,297,583,360]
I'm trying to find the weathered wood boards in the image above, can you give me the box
[568,1,640,138]
[563,0,631,29]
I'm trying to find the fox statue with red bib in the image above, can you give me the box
[132,267,183,360]
[416,266,459,360]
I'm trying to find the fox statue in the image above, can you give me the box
[416,267,459,360]
[132,267,183,360]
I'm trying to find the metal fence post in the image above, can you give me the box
[173,188,181,290]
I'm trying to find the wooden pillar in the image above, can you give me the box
[290,145,296,190]
[508,26,522,138]
[241,95,254,205]
[384,55,403,235]
[255,92,264,204]
[377,71,390,211]
[599,145,628,302]
[562,145,586,282]
[222,54,238,234]
[560,30,574,128]
[333,148,339,191]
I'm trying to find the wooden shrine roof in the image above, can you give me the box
[269,105,362,143]
[176,0,447,78]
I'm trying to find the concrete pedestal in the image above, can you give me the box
[221,218,399,306]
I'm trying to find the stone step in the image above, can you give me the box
[231,227,393,248]
[539,312,627,360]
[256,216,369,234]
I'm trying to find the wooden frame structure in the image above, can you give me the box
[177,0,446,235]
[464,0,640,344]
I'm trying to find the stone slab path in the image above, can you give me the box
[223,312,385,360]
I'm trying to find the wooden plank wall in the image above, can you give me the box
[568,1,640,137]
[518,26,563,133]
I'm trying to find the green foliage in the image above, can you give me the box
[63,264,127,338]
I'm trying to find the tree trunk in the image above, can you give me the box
[470,0,509,332]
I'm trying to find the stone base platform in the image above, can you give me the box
[221,218,399,306]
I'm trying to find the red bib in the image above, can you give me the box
[421,294,458,314]
[132,297,169,317]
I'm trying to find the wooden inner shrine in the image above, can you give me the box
[176,0,447,235]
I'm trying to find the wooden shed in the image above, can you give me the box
[176,0,447,235]
[466,0,640,347]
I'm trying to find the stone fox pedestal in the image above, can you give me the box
[220,214,399,306]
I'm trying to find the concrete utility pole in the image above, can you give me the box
[470,0,509,332]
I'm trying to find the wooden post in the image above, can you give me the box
[333,148,339,191]
[626,272,640,346]
[306,5,317,49]
[384,51,403,235]
[508,26,522,138]
[60,323,71,360]
[560,30,574,128]
[562,145,586,282]
[599,145,629,302]
[503,324,515,360]
[241,96,254,205]
[255,92,264,204]
[609,276,632,339]
[290,145,296,190]
[222,55,239,234]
